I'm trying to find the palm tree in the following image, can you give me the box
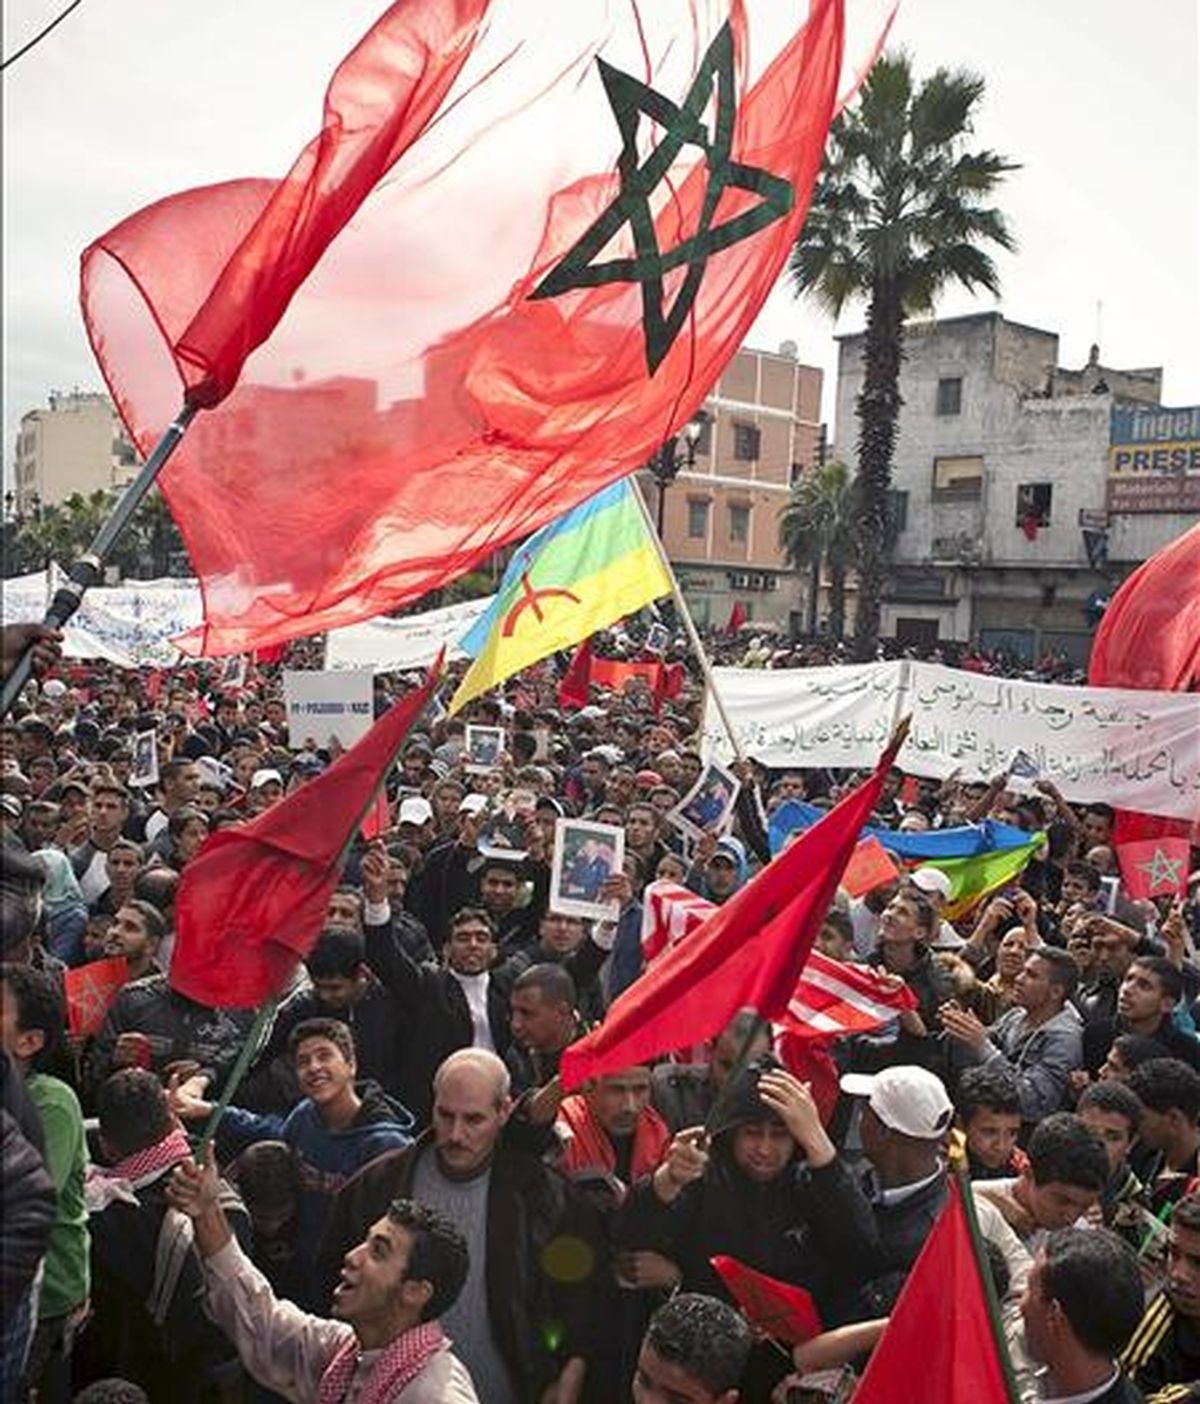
[790,53,1016,658]
[779,460,856,638]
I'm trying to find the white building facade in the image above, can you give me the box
[11,391,139,509]
[833,312,1194,664]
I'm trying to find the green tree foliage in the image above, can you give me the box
[779,460,857,639]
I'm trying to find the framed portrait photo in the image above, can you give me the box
[465,724,506,774]
[550,817,625,922]
[129,729,160,790]
[669,759,740,841]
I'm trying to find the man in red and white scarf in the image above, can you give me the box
[168,1157,479,1404]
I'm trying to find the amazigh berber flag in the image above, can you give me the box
[641,881,918,1040]
[450,481,671,712]
[81,0,893,656]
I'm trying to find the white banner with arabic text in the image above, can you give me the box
[703,661,1200,821]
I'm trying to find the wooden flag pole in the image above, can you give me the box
[631,478,746,762]
[1,401,199,718]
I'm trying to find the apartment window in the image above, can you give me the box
[1016,482,1053,527]
[687,499,710,539]
[936,377,963,416]
[732,421,761,461]
[931,454,983,500]
[729,503,750,543]
[887,489,909,533]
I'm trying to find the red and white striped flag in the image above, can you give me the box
[641,881,916,1041]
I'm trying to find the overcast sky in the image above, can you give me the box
[4,0,1198,476]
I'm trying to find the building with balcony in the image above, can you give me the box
[832,312,1193,664]
[640,342,823,629]
[11,391,139,509]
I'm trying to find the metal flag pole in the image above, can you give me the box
[1,402,199,718]
[632,476,746,762]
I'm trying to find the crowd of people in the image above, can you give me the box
[1,617,1198,1404]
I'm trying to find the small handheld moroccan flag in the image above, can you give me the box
[559,637,685,715]
[560,725,907,1089]
[80,0,892,656]
[65,957,129,1037]
[711,1256,823,1344]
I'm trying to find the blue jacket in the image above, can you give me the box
[219,1080,412,1305]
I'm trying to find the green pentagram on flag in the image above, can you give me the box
[1137,846,1186,894]
[530,22,794,374]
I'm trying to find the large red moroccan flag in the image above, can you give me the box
[171,665,440,1007]
[80,0,889,656]
[853,1177,1016,1403]
[559,727,905,1089]
[1089,521,1200,692]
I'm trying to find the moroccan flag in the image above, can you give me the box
[171,664,440,1007]
[840,836,901,898]
[922,835,1044,920]
[710,1256,823,1344]
[853,1177,1016,1403]
[560,637,685,714]
[360,790,392,844]
[559,730,905,1089]
[1089,521,1200,692]
[450,481,671,712]
[1114,809,1200,853]
[80,0,869,656]
[726,601,748,634]
[65,957,129,1038]
[1119,837,1191,901]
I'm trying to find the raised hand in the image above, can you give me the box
[757,1069,835,1168]
[654,1126,709,1203]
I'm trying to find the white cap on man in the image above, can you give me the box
[839,1066,954,1140]
[398,796,434,827]
[909,867,952,902]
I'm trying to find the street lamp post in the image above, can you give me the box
[647,409,710,537]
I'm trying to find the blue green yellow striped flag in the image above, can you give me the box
[449,480,670,712]
[924,834,1045,920]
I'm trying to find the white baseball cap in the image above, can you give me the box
[840,1066,954,1140]
[458,794,489,816]
[397,796,433,827]
[250,768,284,790]
[909,867,952,901]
